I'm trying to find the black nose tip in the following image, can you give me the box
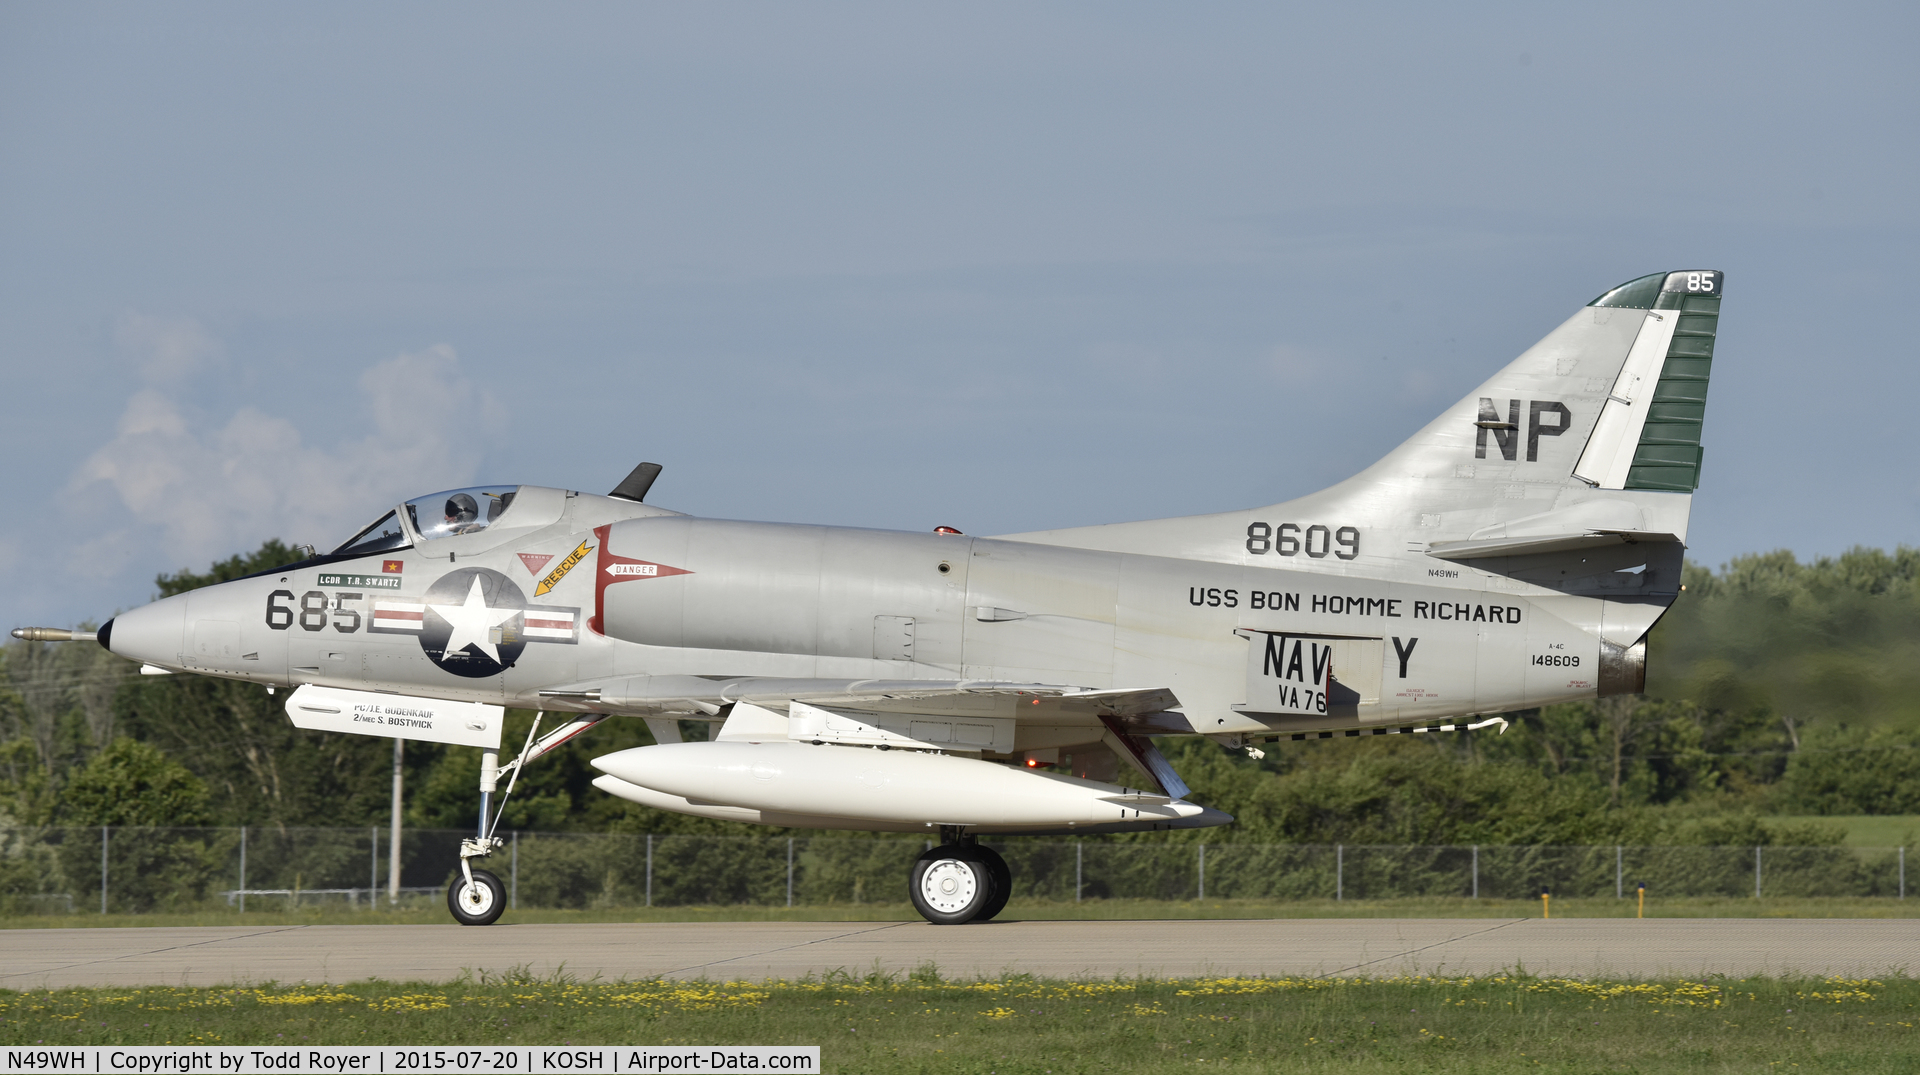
[96,618,113,652]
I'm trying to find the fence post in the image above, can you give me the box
[370,825,377,904]
[1754,845,1762,900]
[786,837,794,909]
[1076,842,1083,903]
[1472,845,1478,900]
[1336,844,1343,902]
[1198,844,1206,901]
[1902,847,1907,900]
[510,831,518,911]
[646,834,653,908]
[100,826,108,915]
[1616,845,1623,900]
[238,826,247,914]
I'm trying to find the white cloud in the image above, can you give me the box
[73,343,500,573]
[115,312,223,382]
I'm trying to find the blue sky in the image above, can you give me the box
[2,2,1915,626]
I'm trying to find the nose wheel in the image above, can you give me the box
[448,867,505,926]
[908,842,1010,925]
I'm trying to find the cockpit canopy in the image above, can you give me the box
[407,486,519,540]
[330,486,522,555]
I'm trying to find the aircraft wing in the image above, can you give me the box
[538,674,1185,728]
[541,676,1194,798]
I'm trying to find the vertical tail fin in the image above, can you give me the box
[1279,269,1724,547]
[1002,270,1724,572]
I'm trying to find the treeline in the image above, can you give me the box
[3,543,1918,845]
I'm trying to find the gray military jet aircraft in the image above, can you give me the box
[17,269,1722,925]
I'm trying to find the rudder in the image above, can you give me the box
[1572,270,1722,492]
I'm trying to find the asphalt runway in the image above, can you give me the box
[4,918,1915,989]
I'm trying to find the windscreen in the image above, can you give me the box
[331,510,410,556]
[403,486,520,541]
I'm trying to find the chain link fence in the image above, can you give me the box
[0,826,1908,914]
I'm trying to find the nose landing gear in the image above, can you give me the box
[908,829,1011,925]
[448,866,506,925]
[444,712,608,925]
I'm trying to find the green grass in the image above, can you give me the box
[5,895,1919,930]
[1769,815,1920,848]
[3,967,1914,1072]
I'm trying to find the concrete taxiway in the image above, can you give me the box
[4,918,1916,989]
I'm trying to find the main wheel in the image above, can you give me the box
[448,868,505,926]
[975,845,1012,922]
[909,846,995,925]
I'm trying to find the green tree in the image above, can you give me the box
[117,672,413,828]
[153,540,301,597]
[0,736,52,825]
[1651,546,1920,742]
[63,738,212,827]
[55,739,226,913]
[1777,726,1920,815]
[0,629,132,814]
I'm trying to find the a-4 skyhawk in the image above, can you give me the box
[17,269,1724,925]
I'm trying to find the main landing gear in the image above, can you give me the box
[909,827,1011,925]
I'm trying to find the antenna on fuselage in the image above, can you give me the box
[608,461,663,502]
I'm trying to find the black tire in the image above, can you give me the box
[448,868,506,926]
[909,846,994,925]
[975,845,1012,922]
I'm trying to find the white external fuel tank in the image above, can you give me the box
[590,774,936,833]
[590,742,1231,831]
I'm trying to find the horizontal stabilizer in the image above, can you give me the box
[1427,529,1680,560]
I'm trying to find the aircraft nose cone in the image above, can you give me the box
[105,598,186,667]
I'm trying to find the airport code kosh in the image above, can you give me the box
[16,1047,820,1074]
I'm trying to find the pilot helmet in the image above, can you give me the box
[445,493,480,526]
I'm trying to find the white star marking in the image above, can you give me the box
[434,576,520,664]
